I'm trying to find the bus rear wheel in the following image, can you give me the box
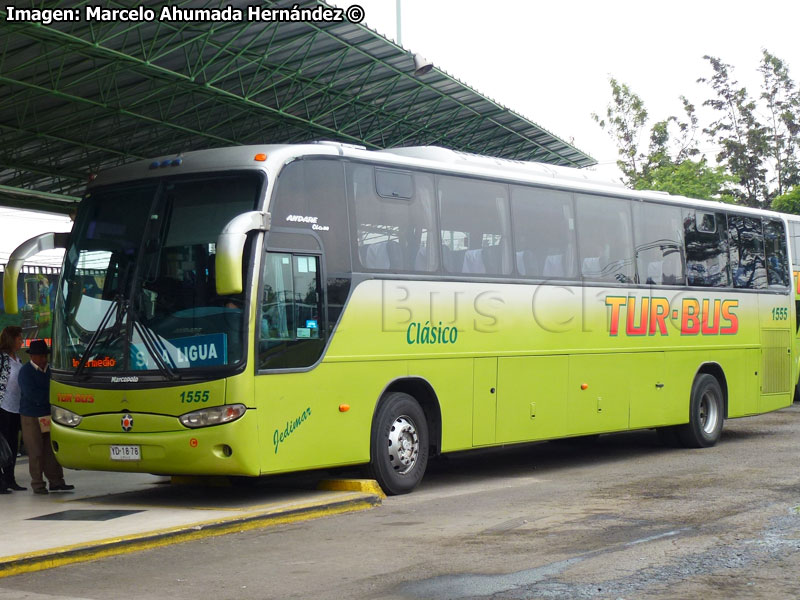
[369,392,428,495]
[677,374,724,448]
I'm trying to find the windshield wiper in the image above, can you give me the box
[73,296,181,381]
[127,303,180,381]
[73,295,123,380]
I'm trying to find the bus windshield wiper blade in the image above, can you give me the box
[73,295,122,379]
[128,304,180,381]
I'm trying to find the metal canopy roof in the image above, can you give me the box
[0,0,595,215]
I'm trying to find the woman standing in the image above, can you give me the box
[0,326,26,491]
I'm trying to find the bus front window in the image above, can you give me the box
[53,173,261,377]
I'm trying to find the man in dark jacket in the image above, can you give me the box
[18,340,74,494]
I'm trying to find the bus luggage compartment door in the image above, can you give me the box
[495,356,567,444]
[567,354,629,436]
[472,358,497,446]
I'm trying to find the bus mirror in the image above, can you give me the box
[2,232,69,314]
[215,211,271,295]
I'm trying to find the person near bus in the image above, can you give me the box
[0,326,26,492]
[18,339,74,494]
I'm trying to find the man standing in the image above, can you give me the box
[18,340,74,495]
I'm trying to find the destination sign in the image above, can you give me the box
[131,333,228,370]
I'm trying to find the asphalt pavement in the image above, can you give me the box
[0,458,383,578]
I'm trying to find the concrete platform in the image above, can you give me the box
[0,461,383,577]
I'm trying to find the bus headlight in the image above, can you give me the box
[51,406,83,427]
[179,404,246,429]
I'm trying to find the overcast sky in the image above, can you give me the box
[334,0,800,169]
[3,0,800,263]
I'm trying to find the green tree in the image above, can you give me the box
[643,98,702,177]
[591,78,649,186]
[699,56,769,207]
[635,159,735,202]
[771,186,800,214]
[673,96,702,162]
[759,50,800,197]
[593,80,733,200]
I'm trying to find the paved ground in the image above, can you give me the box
[3,404,800,599]
[0,464,381,577]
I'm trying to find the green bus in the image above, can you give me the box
[780,211,800,401]
[22,272,52,329]
[3,143,795,494]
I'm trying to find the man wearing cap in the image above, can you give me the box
[18,340,74,494]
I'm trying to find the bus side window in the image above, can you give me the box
[259,252,325,370]
[438,176,511,276]
[349,164,437,273]
[632,202,685,285]
[764,219,790,288]
[791,221,800,267]
[576,194,635,284]
[510,185,577,279]
[728,215,766,289]
[684,210,731,287]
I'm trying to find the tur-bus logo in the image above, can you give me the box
[605,296,739,336]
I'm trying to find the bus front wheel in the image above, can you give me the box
[678,374,724,448]
[369,392,428,495]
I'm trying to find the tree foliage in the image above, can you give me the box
[635,159,735,202]
[759,50,800,197]
[771,186,800,214]
[594,80,729,201]
[591,79,648,187]
[595,50,800,209]
[699,56,769,207]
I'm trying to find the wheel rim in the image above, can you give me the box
[386,415,419,474]
[699,390,720,435]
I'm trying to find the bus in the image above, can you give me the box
[22,272,52,330]
[3,143,795,495]
[780,212,800,401]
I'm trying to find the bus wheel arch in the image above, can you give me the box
[368,378,440,495]
[695,362,729,419]
[678,367,726,448]
[379,377,442,456]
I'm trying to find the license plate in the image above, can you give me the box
[110,445,141,461]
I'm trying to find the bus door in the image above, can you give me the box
[795,268,800,399]
[758,295,792,412]
[756,219,793,411]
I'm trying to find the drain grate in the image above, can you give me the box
[29,509,144,521]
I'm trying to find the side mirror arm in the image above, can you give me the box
[2,232,69,314]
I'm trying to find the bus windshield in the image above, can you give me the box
[52,173,261,377]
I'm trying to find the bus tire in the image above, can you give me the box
[677,374,724,448]
[369,392,428,496]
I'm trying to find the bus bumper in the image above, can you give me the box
[51,410,262,476]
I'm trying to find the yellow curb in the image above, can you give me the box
[318,478,386,498]
[0,492,381,578]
